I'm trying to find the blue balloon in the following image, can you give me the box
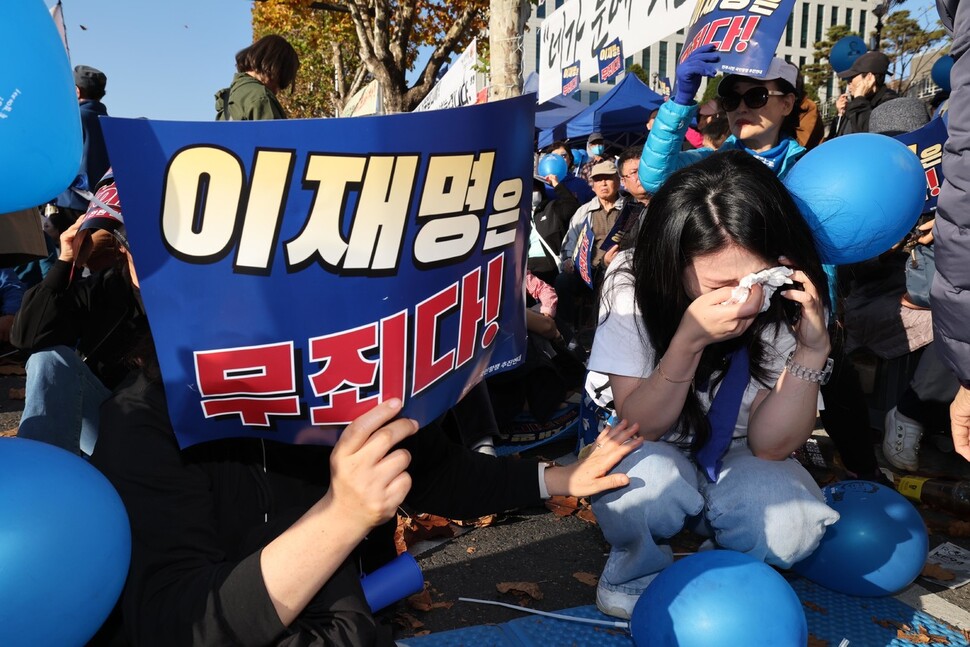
[830,36,868,74]
[631,550,807,647]
[784,134,925,264]
[792,481,928,597]
[0,439,131,645]
[0,0,82,213]
[932,55,954,93]
[537,153,568,182]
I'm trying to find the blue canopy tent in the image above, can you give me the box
[523,72,587,133]
[537,73,664,148]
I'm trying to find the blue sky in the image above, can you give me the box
[46,0,252,121]
[47,0,939,122]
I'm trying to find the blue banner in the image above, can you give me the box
[597,38,624,83]
[562,60,580,96]
[894,116,947,213]
[101,96,535,449]
[680,0,797,78]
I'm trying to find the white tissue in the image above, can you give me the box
[720,266,794,313]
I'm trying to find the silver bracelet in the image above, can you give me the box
[785,352,834,385]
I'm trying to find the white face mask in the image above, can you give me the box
[532,191,543,209]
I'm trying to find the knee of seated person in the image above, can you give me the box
[595,443,702,512]
[25,346,83,375]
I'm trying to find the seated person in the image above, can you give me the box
[539,141,595,204]
[11,170,144,456]
[588,151,838,619]
[90,332,643,645]
[529,172,580,286]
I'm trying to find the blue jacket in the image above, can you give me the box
[638,100,805,194]
[55,100,110,211]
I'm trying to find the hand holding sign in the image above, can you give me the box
[1,0,82,212]
[674,44,720,106]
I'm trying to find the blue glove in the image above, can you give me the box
[673,44,720,106]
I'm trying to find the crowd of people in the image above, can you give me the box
[0,13,968,644]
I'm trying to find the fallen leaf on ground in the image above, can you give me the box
[897,624,948,644]
[466,546,476,554]
[573,572,599,587]
[496,581,543,600]
[392,611,424,631]
[452,514,497,528]
[0,364,25,376]
[545,496,580,517]
[807,635,828,647]
[873,617,905,630]
[407,588,434,612]
[0,427,17,438]
[921,562,956,581]
[576,507,597,524]
[947,520,970,538]
[802,600,827,614]
[398,513,456,549]
[7,387,25,400]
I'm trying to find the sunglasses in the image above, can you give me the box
[719,87,787,112]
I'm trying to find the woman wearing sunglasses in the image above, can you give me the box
[638,44,805,195]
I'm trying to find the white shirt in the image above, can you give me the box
[587,252,797,443]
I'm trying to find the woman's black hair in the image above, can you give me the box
[629,149,828,450]
[543,141,574,168]
[236,35,300,92]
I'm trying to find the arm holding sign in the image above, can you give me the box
[91,364,642,644]
[638,106,715,195]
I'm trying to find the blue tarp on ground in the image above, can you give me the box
[524,72,587,133]
[537,73,664,148]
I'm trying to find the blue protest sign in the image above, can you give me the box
[680,0,797,78]
[597,38,624,83]
[101,96,535,449]
[562,61,580,96]
[657,76,672,98]
[894,116,948,213]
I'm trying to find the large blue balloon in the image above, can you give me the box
[784,134,925,264]
[0,439,131,645]
[537,153,568,182]
[932,55,954,93]
[829,36,868,74]
[792,481,928,597]
[631,550,807,647]
[0,0,82,213]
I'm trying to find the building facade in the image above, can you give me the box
[524,0,883,109]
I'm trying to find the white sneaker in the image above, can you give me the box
[883,407,923,472]
[595,582,638,620]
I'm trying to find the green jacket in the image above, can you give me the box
[214,72,286,121]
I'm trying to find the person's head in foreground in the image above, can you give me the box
[717,58,802,152]
[72,169,136,283]
[236,34,300,95]
[590,160,620,203]
[631,149,828,443]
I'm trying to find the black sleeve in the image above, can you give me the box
[402,419,543,519]
[842,97,874,135]
[90,377,287,647]
[10,260,85,351]
[551,182,582,229]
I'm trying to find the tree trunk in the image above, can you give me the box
[489,0,528,100]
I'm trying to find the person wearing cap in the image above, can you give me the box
[638,45,806,196]
[830,51,898,138]
[557,160,626,336]
[11,170,146,457]
[216,35,300,121]
[50,65,111,232]
[576,132,608,184]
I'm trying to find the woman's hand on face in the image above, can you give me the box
[326,399,419,536]
[778,258,830,356]
[544,419,643,497]
[676,284,763,353]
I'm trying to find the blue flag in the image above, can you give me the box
[100,96,535,449]
[894,116,947,213]
[681,0,797,78]
[597,38,624,83]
